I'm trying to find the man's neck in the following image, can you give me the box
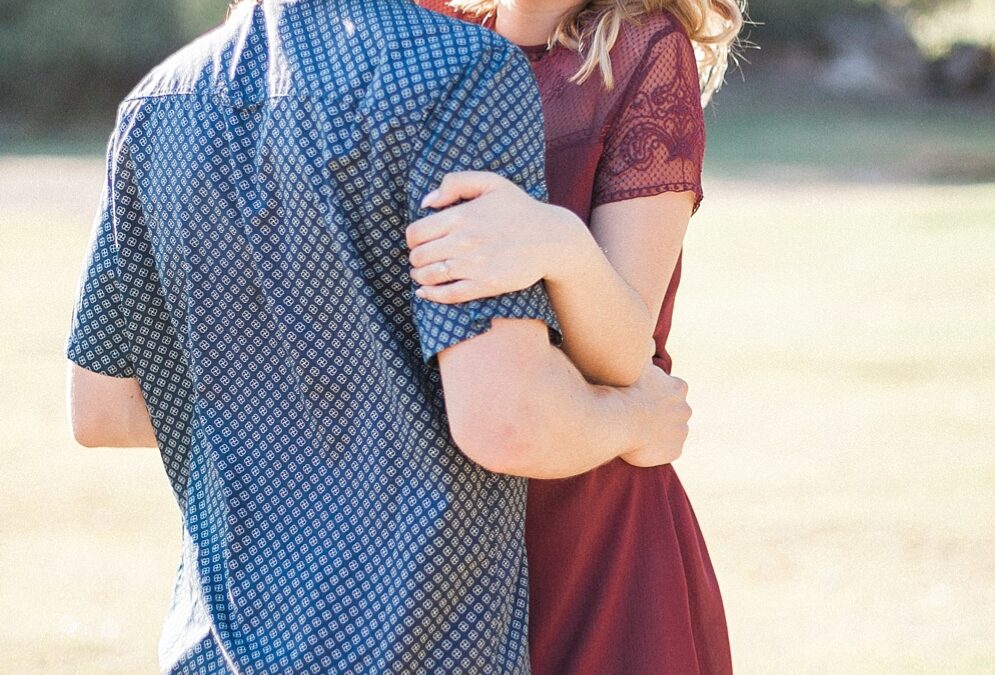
[493,0,584,46]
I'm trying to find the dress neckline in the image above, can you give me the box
[480,12,553,62]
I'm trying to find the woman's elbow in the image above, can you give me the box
[584,355,645,388]
[606,359,645,388]
[568,334,653,388]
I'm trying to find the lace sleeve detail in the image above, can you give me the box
[593,25,705,213]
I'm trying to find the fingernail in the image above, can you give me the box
[420,190,439,209]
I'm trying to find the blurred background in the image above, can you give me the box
[1,0,993,672]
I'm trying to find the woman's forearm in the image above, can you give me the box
[408,175,679,387]
[545,211,656,386]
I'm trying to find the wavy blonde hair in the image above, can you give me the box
[448,0,744,103]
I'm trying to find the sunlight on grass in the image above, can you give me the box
[672,177,995,673]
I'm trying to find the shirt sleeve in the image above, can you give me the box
[65,129,136,378]
[592,26,706,212]
[407,38,562,364]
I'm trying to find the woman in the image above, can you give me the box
[411,0,743,672]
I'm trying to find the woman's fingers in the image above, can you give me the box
[408,234,463,269]
[420,171,508,210]
[406,209,454,249]
[414,279,493,305]
[411,258,462,287]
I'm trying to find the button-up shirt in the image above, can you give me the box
[66,1,559,672]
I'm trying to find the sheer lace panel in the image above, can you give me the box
[592,23,705,211]
[417,3,706,214]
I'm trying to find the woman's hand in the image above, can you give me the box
[618,362,691,468]
[407,171,585,304]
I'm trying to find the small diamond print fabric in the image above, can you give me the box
[66,1,560,672]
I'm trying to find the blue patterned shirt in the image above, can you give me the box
[66,1,560,672]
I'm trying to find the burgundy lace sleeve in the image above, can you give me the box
[593,24,705,212]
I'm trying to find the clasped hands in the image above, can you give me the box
[408,171,690,469]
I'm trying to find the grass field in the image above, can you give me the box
[1,95,994,673]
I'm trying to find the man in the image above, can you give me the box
[67,1,690,672]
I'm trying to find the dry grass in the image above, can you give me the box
[673,177,995,674]
[0,157,992,673]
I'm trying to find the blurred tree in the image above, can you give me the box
[176,0,230,37]
[0,0,988,137]
[745,0,881,48]
[0,0,225,131]
[905,0,994,56]
[744,0,984,49]
[887,0,965,11]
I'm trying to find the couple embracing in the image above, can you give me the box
[66,0,742,672]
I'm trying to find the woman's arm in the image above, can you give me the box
[409,171,693,386]
[547,190,694,385]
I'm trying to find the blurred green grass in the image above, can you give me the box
[6,71,995,178]
[705,76,995,182]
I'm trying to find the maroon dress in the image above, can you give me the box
[422,4,732,673]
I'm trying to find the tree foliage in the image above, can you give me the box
[0,0,983,132]
[0,0,225,128]
[745,0,878,46]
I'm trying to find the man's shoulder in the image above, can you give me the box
[121,21,238,103]
[325,2,530,124]
[396,3,537,104]
[360,1,526,92]
[119,1,521,106]
[393,0,510,52]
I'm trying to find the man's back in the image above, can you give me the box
[66,1,559,671]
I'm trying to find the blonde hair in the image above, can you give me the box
[448,0,744,103]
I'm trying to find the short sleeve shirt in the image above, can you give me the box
[66,1,560,672]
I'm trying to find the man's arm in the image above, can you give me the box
[65,116,157,449]
[406,33,688,478]
[438,318,688,479]
[67,364,157,448]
